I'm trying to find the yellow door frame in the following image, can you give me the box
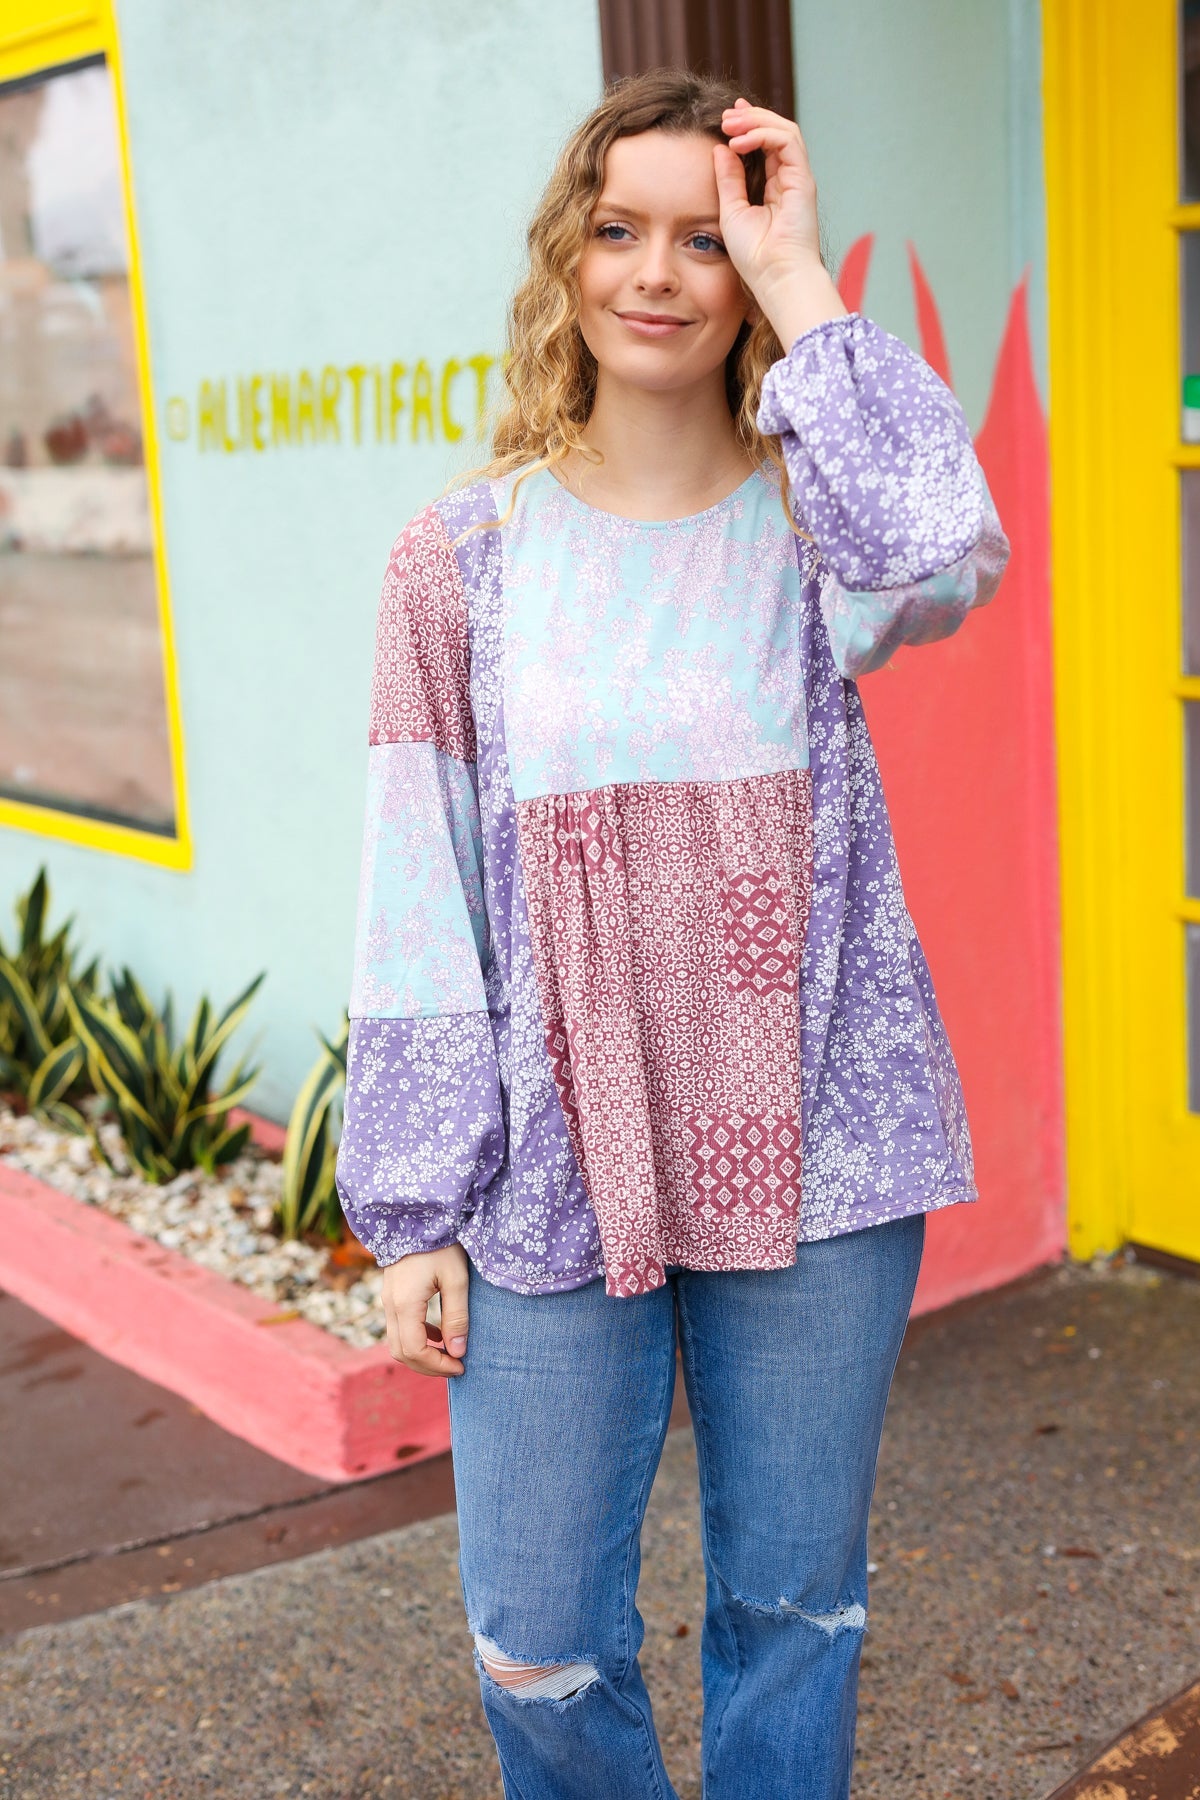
[1044,0,1200,1263]
[0,1,192,870]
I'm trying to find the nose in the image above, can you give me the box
[633,230,680,296]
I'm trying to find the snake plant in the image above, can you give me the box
[278,1014,348,1242]
[0,866,97,1130]
[67,968,266,1183]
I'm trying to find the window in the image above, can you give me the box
[0,53,176,836]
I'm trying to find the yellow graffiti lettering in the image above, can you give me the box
[220,381,239,454]
[271,374,292,446]
[319,365,342,442]
[466,353,495,440]
[180,352,505,453]
[344,364,368,445]
[440,358,464,443]
[296,370,316,445]
[249,375,267,452]
[198,381,220,452]
[411,359,434,442]
[389,361,407,442]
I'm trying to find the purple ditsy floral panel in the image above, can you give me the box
[336,1013,505,1262]
[758,312,1010,678]
[790,535,976,1238]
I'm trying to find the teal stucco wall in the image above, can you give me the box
[0,0,1046,1130]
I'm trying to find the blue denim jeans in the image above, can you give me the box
[447,1211,925,1799]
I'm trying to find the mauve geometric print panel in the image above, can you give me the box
[517,767,813,1295]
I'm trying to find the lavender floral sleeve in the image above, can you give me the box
[333,506,505,1266]
[756,312,1010,677]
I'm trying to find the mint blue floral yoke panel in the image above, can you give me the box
[501,468,807,801]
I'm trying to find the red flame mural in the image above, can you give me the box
[834,238,1064,1313]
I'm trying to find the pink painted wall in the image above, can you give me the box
[839,243,1066,1316]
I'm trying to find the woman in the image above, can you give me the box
[335,68,1009,1800]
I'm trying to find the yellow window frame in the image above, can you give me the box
[1045,0,1200,1263]
[0,1,191,869]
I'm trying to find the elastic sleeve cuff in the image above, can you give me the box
[756,311,869,436]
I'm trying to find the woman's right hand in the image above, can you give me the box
[381,1243,470,1377]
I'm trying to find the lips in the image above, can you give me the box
[614,311,692,337]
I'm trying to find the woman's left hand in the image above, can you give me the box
[713,99,847,345]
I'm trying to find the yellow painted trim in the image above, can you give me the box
[0,795,188,868]
[1044,0,1129,1258]
[100,4,193,870]
[0,6,101,82]
[0,2,193,871]
[1044,0,1200,1264]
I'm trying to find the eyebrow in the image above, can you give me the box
[592,202,723,228]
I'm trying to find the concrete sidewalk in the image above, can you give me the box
[0,1285,457,1639]
[1,1251,1198,1799]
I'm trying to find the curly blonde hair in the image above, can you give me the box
[455,67,820,535]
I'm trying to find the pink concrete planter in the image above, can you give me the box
[0,1160,450,1482]
[227,1105,288,1157]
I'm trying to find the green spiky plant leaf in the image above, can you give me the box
[0,866,96,1126]
[278,1014,349,1242]
[66,970,266,1183]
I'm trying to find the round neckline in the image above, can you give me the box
[538,462,767,528]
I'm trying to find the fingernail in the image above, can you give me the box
[448,1336,467,1354]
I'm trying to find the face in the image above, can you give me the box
[576,129,753,395]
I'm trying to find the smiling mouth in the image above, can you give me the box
[614,311,693,334]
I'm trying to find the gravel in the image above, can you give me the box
[0,1104,386,1350]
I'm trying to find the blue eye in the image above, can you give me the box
[596,222,631,241]
[690,233,725,254]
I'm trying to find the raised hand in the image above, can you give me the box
[713,98,848,349]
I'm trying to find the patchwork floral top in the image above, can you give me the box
[333,312,1010,1299]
